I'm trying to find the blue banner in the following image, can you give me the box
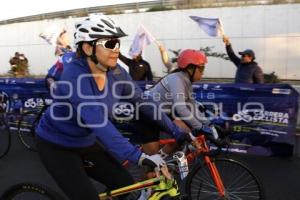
[190,83,299,156]
[0,78,51,130]
[0,78,299,156]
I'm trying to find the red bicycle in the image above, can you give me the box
[125,129,264,200]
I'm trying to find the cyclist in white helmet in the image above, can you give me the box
[36,14,190,200]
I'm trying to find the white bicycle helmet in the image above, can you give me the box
[74,14,127,44]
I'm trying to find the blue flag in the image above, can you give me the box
[189,16,224,37]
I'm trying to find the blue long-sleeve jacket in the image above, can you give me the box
[46,51,75,81]
[37,53,183,163]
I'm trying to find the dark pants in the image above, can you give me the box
[36,137,134,200]
[114,116,161,145]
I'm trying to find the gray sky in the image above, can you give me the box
[0,0,150,21]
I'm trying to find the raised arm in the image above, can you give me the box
[223,36,241,66]
[158,45,175,72]
[118,52,133,66]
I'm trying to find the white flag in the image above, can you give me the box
[39,25,64,46]
[129,24,155,57]
[189,16,224,37]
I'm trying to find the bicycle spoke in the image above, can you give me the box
[187,158,263,200]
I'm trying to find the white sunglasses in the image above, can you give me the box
[96,38,120,51]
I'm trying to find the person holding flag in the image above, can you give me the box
[189,15,264,84]
[119,24,154,81]
[222,36,264,84]
[39,25,74,89]
[118,52,153,81]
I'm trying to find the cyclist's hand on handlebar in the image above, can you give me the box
[192,125,217,138]
[172,126,192,144]
[138,153,166,170]
[213,124,230,138]
[176,132,193,145]
[192,125,230,147]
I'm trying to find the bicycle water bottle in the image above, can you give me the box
[173,151,189,180]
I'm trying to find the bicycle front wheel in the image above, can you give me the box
[186,158,264,200]
[17,111,41,151]
[0,183,65,200]
[0,119,11,159]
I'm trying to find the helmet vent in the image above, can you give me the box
[105,29,117,35]
[91,27,104,32]
[79,28,89,33]
[101,19,114,29]
[89,34,107,39]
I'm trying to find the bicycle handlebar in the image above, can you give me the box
[188,126,230,157]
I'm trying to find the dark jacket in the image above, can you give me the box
[119,53,153,81]
[226,44,264,84]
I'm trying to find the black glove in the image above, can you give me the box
[214,124,229,139]
[192,125,215,137]
[192,126,229,147]
[176,132,192,145]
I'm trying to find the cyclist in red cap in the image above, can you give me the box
[147,49,217,156]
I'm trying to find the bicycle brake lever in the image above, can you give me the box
[160,165,172,180]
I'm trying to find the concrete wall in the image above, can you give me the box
[0,4,300,79]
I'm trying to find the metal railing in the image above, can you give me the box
[0,0,299,25]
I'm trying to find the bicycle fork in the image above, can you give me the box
[204,156,227,199]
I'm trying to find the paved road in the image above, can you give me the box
[1,133,300,200]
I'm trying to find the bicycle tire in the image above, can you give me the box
[17,110,43,151]
[0,119,11,159]
[0,183,65,200]
[186,158,264,200]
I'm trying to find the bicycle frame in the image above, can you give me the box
[121,133,227,199]
[159,135,226,198]
[99,168,179,200]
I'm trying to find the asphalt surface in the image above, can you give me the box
[1,133,300,200]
